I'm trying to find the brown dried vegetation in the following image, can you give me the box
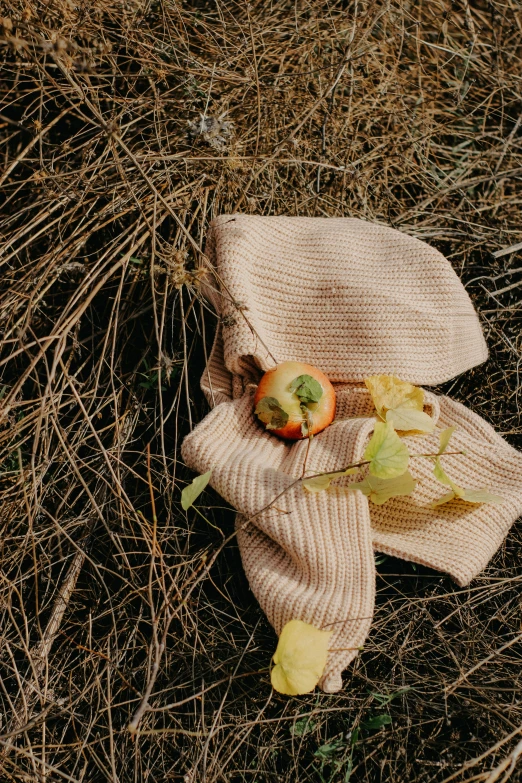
[0,0,522,780]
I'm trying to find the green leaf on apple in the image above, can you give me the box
[289,374,323,405]
[255,396,289,430]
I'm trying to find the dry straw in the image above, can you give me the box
[0,1,521,781]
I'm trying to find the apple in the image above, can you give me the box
[254,361,336,440]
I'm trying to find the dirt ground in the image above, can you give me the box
[1,0,522,780]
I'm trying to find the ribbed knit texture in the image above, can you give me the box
[203,214,488,385]
[181,214,522,693]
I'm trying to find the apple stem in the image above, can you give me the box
[301,409,314,477]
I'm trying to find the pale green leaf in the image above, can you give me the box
[181,470,212,510]
[386,406,435,433]
[364,421,409,479]
[433,457,456,488]
[432,488,503,507]
[348,470,416,505]
[432,459,503,506]
[437,426,456,455]
[302,467,358,493]
[302,473,338,493]
[431,491,457,507]
[457,488,503,504]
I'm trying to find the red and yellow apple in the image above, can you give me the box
[254,361,336,440]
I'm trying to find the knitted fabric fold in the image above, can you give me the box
[203,214,488,385]
[182,389,378,693]
[181,214,522,692]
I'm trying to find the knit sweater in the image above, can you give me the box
[181,214,522,692]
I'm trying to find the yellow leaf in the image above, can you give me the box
[271,620,332,696]
[365,375,433,433]
[432,458,503,506]
[365,375,424,419]
[302,474,335,493]
[433,457,456,489]
[349,470,416,505]
[458,488,503,504]
[181,471,212,510]
[437,426,456,455]
[302,467,358,493]
[385,407,435,434]
[364,421,409,479]
[431,490,457,507]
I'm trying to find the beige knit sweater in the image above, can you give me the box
[181,214,522,693]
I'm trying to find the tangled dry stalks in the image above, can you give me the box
[0,0,521,780]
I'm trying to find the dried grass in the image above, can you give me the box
[0,0,522,780]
